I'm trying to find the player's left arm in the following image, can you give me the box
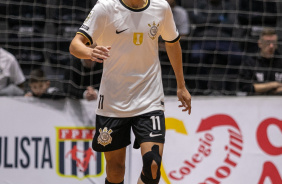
[165,40,191,114]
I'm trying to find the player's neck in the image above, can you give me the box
[122,0,147,9]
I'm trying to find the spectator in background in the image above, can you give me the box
[63,58,103,101]
[166,0,189,36]
[189,0,242,95]
[25,68,65,99]
[0,47,25,96]
[239,28,282,95]
[237,0,278,53]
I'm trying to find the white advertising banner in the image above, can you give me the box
[0,97,131,184]
[129,96,282,184]
[0,96,282,184]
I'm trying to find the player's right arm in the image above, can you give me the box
[69,35,110,62]
[69,1,110,62]
[69,34,93,59]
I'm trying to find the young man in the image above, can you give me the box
[239,28,282,95]
[69,0,192,183]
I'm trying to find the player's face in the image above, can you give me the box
[259,35,278,58]
[29,81,50,96]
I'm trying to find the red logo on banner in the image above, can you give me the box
[196,114,240,132]
[162,114,243,184]
[256,118,282,156]
[256,118,282,183]
[65,145,96,172]
[258,162,282,184]
[56,127,104,180]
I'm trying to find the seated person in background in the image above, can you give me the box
[237,0,278,53]
[63,57,103,101]
[0,47,25,96]
[239,28,282,95]
[25,68,65,99]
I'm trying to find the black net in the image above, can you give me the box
[1,0,282,97]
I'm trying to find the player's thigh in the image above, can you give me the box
[104,147,127,166]
[132,110,166,149]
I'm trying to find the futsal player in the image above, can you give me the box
[69,0,191,183]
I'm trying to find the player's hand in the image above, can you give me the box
[85,86,98,101]
[269,81,282,89]
[177,87,191,115]
[90,46,111,63]
[24,92,33,97]
[273,86,282,94]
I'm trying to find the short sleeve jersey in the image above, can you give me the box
[78,0,179,117]
[0,48,25,90]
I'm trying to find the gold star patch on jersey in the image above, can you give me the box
[148,21,159,40]
[97,127,113,146]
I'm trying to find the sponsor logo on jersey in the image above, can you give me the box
[148,21,159,40]
[81,25,89,31]
[116,28,128,34]
[56,127,104,180]
[97,127,113,146]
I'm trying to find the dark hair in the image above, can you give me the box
[29,68,47,83]
[260,28,277,39]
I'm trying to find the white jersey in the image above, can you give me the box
[0,48,25,90]
[78,0,179,117]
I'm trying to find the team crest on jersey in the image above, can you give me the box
[98,127,113,146]
[148,21,159,40]
[56,127,104,180]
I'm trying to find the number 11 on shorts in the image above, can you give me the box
[150,116,161,130]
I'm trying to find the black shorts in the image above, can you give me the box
[92,110,166,152]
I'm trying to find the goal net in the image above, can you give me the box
[0,0,281,97]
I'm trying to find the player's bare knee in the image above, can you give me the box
[108,162,125,174]
[114,161,125,169]
[141,145,162,184]
[151,160,159,179]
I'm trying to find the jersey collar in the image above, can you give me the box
[119,0,150,12]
